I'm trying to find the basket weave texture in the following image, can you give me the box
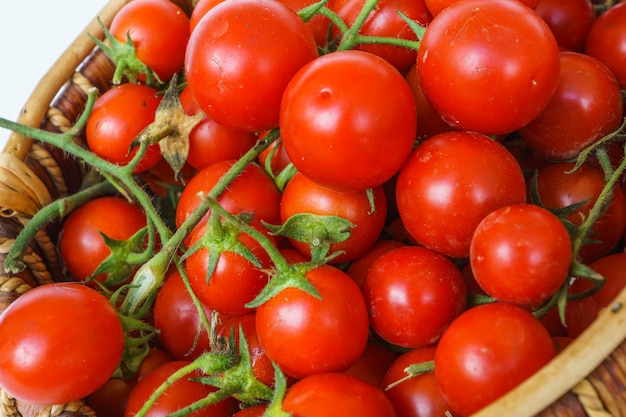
[0,0,625,416]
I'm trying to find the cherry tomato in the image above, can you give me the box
[434,302,556,416]
[185,0,318,131]
[153,270,215,360]
[109,0,190,82]
[344,342,400,387]
[425,0,539,16]
[418,0,560,135]
[535,161,626,263]
[278,0,337,47]
[175,160,282,233]
[382,347,456,417]
[124,361,236,417]
[280,172,388,263]
[58,196,147,287]
[519,51,623,160]
[534,0,596,52]
[332,0,432,71]
[255,265,369,379]
[0,283,125,405]
[363,245,467,348]
[283,372,398,416]
[280,50,416,193]
[396,131,527,259]
[86,83,163,173]
[470,204,572,307]
[189,0,225,33]
[179,87,258,171]
[346,239,406,289]
[585,2,626,89]
[185,221,275,316]
[566,252,626,338]
[232,405,268,417]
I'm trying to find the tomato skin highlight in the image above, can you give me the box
[417,0,560,135]
[396,131,527,259]
[434,302,556,417]
[0,283,125,405]
[280,49,416,193]
[185,0,319,132]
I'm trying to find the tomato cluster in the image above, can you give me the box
[0,0,626,416]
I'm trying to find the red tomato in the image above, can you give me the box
[425,0,539,16]
[179,87,257,171]
[585,2,626,89]
[175,160,282,233]
[86,83,163,173]
[124,361,236,417]
[189,0,225,33]
[470,204,572,307]
[232,405,268,417]
[535,161,626,263]
[0,283,125,405]
[255,265,369,379]
[153,270,215,360]
[363,245,467,348]
[344,342,400,387]
[109,0,190,82]
[283,372,398,416]
[566,253,626,338]
[185,222,274,316]
[519,51,623,160]
[382,347,456,417]
[534,0,596,52]
[278,0,337,47]
[434,302,556,416]
[280,172,387,263]
[58,196,147,287]
[280,50,416,193]
[332,0,432,70]
[418,0,560,135]
[185,0,318,131]
[396,131,527,258]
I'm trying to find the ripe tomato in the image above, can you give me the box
[332,0,432,71]
[363,245,467,348]
[86,83,163,173]
[534,0,596,52]
[179,87,257,171]
[153,270,215,360]
[585,2,626,89]
[425,0,539,16]
[278,0,337,47]
[185,221,275,316]
[58,196,147,287]
[566,253,626,338]
[418,0,560,135]
[280,172,387,263]
[470,204,572,307]
[282,372,398,416]
[109,0,190,82]
[189,0,225,33]
[382,347,456,417]
[346,239,406,289]
[519,51,623,160]
[0,283,125,405]
[255,265,369,379]
[396,131,527,259]
[343,342,400,387]
[124,361,236,417]
[185,0,318,131]
[175,159,282,233]
[434,302,556,416]
[280,49,416,193]
[535,161,626,263]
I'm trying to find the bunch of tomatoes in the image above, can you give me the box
[0,0,625,415]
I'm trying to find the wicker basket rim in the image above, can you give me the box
[1,0,625,416]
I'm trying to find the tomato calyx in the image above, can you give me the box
[263,213,353,262]
[132,76,204,179]
[90,18,162,87]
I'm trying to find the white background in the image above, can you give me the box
[0,1,110,150]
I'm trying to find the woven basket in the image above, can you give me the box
[0,0,624,416]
